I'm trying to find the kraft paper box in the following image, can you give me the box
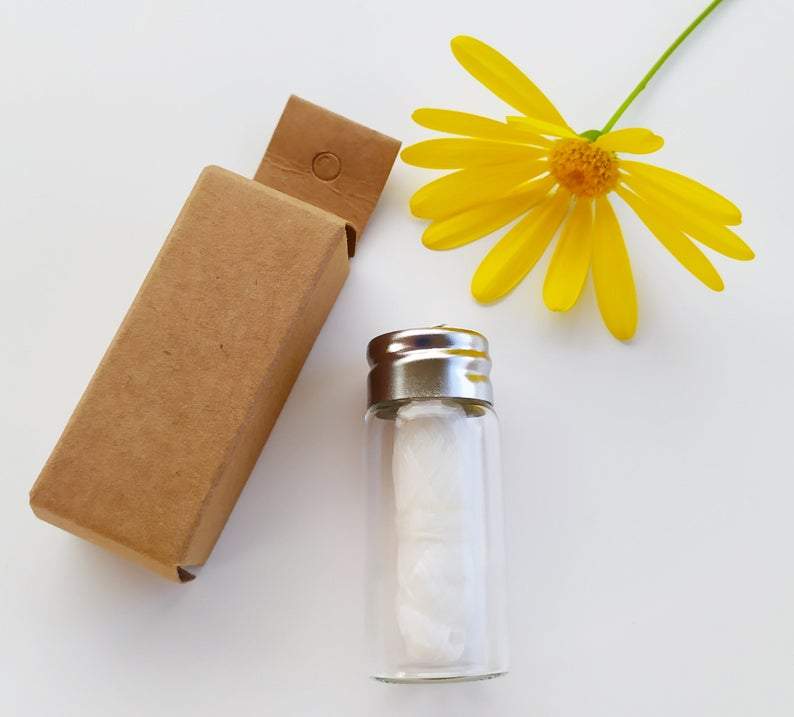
[30,96,400,582]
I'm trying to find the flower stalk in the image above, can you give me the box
[598,0,727,136]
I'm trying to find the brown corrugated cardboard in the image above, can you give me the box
[30,98,400,581]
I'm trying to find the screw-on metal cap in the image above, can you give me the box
[366,326,493,408]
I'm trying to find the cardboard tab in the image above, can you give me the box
[254,96,400,255]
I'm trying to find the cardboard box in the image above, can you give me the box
[30,97,400,581]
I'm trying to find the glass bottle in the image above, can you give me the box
[365,326,509,683]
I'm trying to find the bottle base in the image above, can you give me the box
[372,670,507,684]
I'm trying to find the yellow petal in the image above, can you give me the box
[401,138,547,169]
[620,159,741,225]
[471,189,570,303]
[412,108,552,146]
[595,128,664,154]
[620,173,754,260]
[616,187,724,291]
[591,197,637,341]
[410,160,548,219]
[423,179,555,250]
[507,115,577,139]
[543,198,593,311]
[450,36,568,127]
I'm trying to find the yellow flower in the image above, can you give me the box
[401,35,753,340]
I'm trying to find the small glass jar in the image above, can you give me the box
[365,326,509,683]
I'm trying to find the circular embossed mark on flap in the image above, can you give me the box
[312,152,342,181]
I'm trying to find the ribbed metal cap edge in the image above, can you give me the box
[366,325,493,407]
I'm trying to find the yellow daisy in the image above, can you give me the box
[402,23,753,340]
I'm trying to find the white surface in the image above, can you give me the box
[2,0,793,714]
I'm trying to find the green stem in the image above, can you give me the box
[600,0,727,134]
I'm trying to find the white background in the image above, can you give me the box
[2,1,793,714]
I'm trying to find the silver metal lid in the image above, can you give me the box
[367,326,493,408]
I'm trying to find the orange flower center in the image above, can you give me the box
[549,138,619,198]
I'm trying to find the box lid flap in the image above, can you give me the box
[254,95,401,256]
